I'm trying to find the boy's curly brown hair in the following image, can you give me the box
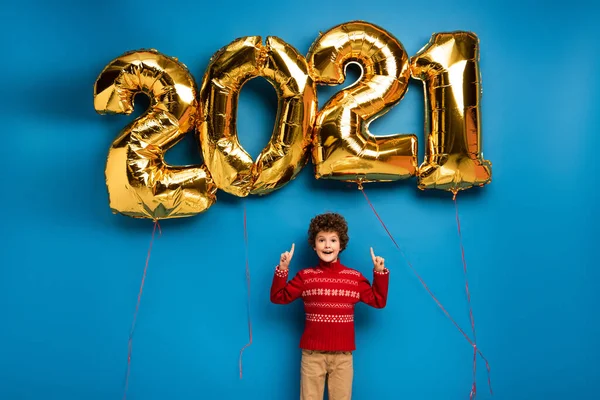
[307,212,349,251]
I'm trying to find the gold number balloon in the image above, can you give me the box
[94,49,217,219]
[306,21,417,183]
[411,32,492,195]
[198,36,317,197]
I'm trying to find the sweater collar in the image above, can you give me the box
[318,258,343,272]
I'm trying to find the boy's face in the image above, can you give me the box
[313,231,340,263]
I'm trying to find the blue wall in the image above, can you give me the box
[1,0,598,399]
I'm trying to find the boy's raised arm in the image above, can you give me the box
[270,244,303,304]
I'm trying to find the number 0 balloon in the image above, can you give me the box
[198,36,317,197]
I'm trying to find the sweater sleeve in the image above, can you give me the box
[270,267,304,304]
[358,269,389,308]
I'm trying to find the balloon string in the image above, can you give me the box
[359,187,492,397]
[123,220,162,400]
[454,197,493,398]
[239,204,253,379]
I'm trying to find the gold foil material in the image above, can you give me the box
[411,32,492,195]
[94,49,217,219]
[306,21,417,183]
[198,36,317,197]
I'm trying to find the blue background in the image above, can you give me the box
[1,0,598,399]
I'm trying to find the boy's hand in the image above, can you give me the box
[370,247,385,272]
[279,243,295,271]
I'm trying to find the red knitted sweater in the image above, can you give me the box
[270,259,389,351]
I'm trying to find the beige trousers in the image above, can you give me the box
[300,350,353,400]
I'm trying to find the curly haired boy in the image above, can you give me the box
[271,212,389,400]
